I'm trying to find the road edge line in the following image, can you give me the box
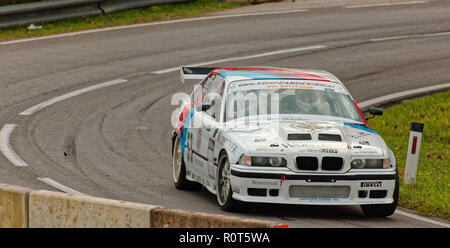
[0,124,28,167]
[395,209,450,228]
[357,82,450,111]
[19,79,128,116]
[0,9,309,45]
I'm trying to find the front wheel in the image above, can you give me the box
[360,170,399,217]
[216,153,241,211]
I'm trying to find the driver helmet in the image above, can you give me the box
[295,89,320,104]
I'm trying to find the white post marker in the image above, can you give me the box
[404,122,424,184]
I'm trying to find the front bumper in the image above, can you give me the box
[230,165,397,205]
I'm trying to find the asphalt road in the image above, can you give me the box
[0,0,449,227]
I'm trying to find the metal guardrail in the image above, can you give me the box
[101,0,189,14]
[0,0,192,29]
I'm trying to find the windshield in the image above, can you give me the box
[224,80,363,122]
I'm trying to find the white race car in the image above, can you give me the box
[171,66,398,217]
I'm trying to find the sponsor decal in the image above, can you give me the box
[188,169,214,189]
[186,132,193,162]
[294,123,312,130]
[349,132,371,139]
[320,148,338,153]
[228,80,348,95]
[208,139,215,151]
[352,148,382,154]
[196,129,202,149]
[231,185,240,193]
[282,143,293,148]
[251,180,278,186]
[299,198,341,202]
[305,148,321,153]
[293,122,332,131]
[225,141,238,154]
[216,132,238,154]
[361,182,382,188]
[281,142,347,149]
[212,128,218,138]
[255,148,280,152]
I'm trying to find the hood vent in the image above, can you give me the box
[288,133,312,140]
[318,134,342,142]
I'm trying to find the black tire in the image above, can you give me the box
[216,153,242,212]
[361,169,399,217]
[172,135,202,190]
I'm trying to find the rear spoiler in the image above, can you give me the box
[180,67,218,83]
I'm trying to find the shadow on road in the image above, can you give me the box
[195,187,397,225]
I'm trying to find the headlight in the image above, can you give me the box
[269,157,284,167]
[238,154,286,167]
[351,158,391,169]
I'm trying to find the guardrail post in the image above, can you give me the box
[404,122,424,184]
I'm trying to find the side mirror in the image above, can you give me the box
[366,107,383,121]
[369,107,383,116]
[202,99,215,112]
[202,104,212,112]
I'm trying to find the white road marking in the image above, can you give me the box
[0,124,28,167]
[19,79,128,116]
[0,9,309,45]
[370,31,450,42]
[370,35,416,42]
[395,209,450,228]
[344,1,428,9]
[423,31,450,37]
[357,82,450,110]
[37,177,86,195]
[152,45,327,74]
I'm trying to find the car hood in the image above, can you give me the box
[222,120,387,158]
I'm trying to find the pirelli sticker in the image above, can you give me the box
[361,182,382,188]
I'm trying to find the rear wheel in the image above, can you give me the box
[216,153,241,211]
[172,135,201,190]
[360,170,399,217]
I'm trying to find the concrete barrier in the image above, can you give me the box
[151,207,275,228]
[29,190,158,228]
[0,184,30,228]
[0,183,280,228]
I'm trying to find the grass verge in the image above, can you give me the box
[0,0,249,41]
[367,90,449,221]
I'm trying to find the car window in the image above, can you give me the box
[224,80,363,122]
[192,74,215,107]
[204,75,225,120]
